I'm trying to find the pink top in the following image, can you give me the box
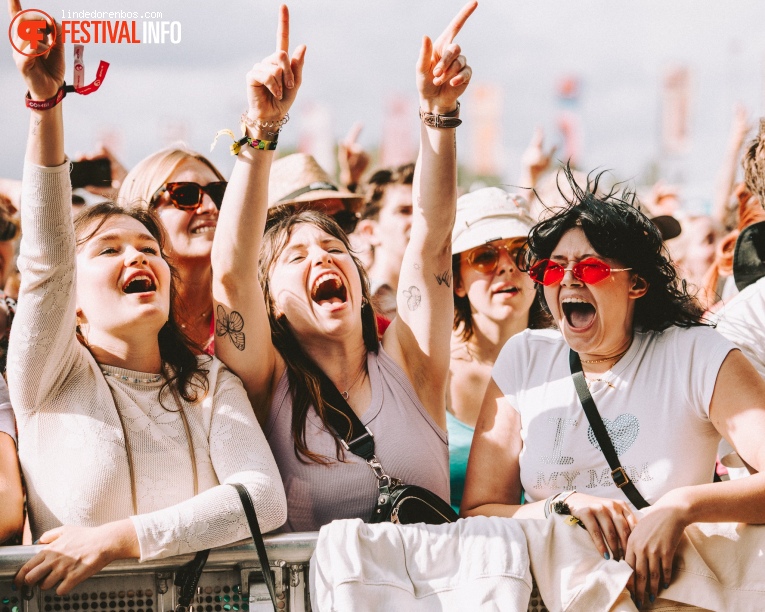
[265,345,449,532]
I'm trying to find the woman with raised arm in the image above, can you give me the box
[7,0,286,593]
[461,169,765,608]
[212,3,475,532]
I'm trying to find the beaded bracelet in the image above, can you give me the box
[233,136,278,153]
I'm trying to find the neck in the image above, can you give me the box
[175,262,213,344]
[468,310,530,363]
[302,334,368,389]
[84,329,163,373]
[579,336,633,375]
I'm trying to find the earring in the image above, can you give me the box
[361,296,369,308]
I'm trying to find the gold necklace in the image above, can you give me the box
[341,362,367,400]
[180,308,212,330]
[580,349,628,364]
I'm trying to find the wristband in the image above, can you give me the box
[419,101,462,128]
[24,46,110,111]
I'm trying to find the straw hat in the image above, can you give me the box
[452,188,535,255]
[268,153,363,213]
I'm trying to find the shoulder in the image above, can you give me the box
[642,325,734,353]
[496,328,563,365]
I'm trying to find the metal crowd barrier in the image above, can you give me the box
[0,533,551,612]
[0,533,319,612]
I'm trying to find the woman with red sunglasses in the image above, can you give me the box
[447,187,552,513]
[119,147,227,353]
[462,168,765,608]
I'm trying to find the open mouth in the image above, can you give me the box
[190,221,216,235]
[493,286,519,297]
[123,274,157,294]
[562,297,596,329]
[311,272,348,306]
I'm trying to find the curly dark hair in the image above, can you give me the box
[361,163,415,221]
[74,203,210,406]
[522,166,706,331]
[260,209,379,465]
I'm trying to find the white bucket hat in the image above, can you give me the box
[452,188,535,255]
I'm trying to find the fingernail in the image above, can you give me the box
[604,551,610,560]
[434,64,443,76]
[663,583,670,590]
[649,594,655,603]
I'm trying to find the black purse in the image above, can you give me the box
[317,367,458,525]
[569,349,650,509]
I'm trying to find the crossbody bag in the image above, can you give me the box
[569,349,650,509]
[316,367,458,525]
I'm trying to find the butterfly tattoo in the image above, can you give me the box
[215,305,245,351]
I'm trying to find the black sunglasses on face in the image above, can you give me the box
[151,181,227,211]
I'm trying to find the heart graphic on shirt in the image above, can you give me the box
[587,413,639,457]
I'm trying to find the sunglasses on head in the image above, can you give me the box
[464,239,527,275]
[151,181,227,211]
[528,257,632,286]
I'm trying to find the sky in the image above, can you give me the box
[2,0,765,213]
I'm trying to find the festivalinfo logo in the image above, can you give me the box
[9,7,181,56]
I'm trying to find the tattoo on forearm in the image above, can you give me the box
[434,270,452,287]
[215,304,246,351]
[403,286,422,311]
[32,117,42,136]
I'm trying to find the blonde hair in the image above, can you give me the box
[118,145,225,209]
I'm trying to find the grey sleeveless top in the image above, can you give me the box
[265,346,449,532]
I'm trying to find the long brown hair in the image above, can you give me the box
[260,209,378,464]
[74,203,209,406]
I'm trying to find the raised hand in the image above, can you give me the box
[245,4,306,126]
[338,123,370,188]
[416,1,477,114]
[521,128,557,184]
[8,0,65,100]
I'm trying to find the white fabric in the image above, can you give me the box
[713,276,765,379]
[310,516,633,612]
[9,161,287,560]
[0,375,15,445]
[492,327,734,508]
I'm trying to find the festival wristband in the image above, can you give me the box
[25,45,110,110]
[210,129,278,155]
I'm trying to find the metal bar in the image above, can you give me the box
[0,533,319,579]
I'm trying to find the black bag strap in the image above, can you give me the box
[568,349,650,510]
[316,367,376,461]
[232,483,278,611]
[175,484,277,612]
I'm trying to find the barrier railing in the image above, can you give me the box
[0,533,319,612]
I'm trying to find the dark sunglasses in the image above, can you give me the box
[151,181,227,211]
[464,239,527,275]
[529,257,632,286]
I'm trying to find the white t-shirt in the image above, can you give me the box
[713,276,765,379]
[492,326,734,509]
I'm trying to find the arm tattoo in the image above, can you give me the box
[215,304,246,351]
[434,270,452,287]
[402,286,422,311]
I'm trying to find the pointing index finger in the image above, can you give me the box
[276,4,289,53]
[345,122,363,144]
[439,0,477,44]
[8,0,22,19]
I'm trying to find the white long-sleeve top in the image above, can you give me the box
[8,161,286,561]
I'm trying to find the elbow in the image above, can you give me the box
[0,500,24,544]
[257,477,287,534]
